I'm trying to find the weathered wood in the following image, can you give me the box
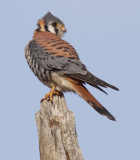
[35,95,83,160]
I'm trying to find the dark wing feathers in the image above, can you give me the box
[28,39,87,74]
[29,38,118,92]
[69,71,119,91]
[91,84,108,95]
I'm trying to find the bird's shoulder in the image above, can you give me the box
[32,31,80,60]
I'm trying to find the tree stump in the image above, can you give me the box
[35,95,83,160]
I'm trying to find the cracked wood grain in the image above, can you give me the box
[35,95,83,160]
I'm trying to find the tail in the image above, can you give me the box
[70,82,116,121]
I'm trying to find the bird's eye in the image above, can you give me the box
[52,22,57,26]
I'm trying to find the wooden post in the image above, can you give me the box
[35,95,83,160]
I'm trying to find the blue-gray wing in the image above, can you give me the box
[25,39,118,92]
[27,39,87,75]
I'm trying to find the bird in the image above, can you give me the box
[25,12,119,121]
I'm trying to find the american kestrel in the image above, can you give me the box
[25,12,119,121]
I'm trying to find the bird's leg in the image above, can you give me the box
[40,85,61,103]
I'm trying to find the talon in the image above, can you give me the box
[40,85,61,103]
[40,93,50,103]
[53,91,61,96]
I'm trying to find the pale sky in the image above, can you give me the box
[0,0,140,159]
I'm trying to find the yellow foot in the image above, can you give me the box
[40,86,62,103]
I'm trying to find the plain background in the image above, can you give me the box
[0,0,140,159]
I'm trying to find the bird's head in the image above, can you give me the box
[36,12,67,37]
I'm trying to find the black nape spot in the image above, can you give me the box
[36,29,40,32]
[44,25,48,31]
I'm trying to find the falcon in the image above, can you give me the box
[25,12,119,121]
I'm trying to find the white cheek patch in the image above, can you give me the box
[47,25,56,34]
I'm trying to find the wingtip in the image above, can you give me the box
[115,87,119,91]
[111,85,119,91]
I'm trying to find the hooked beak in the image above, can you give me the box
[61,26,67,33]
